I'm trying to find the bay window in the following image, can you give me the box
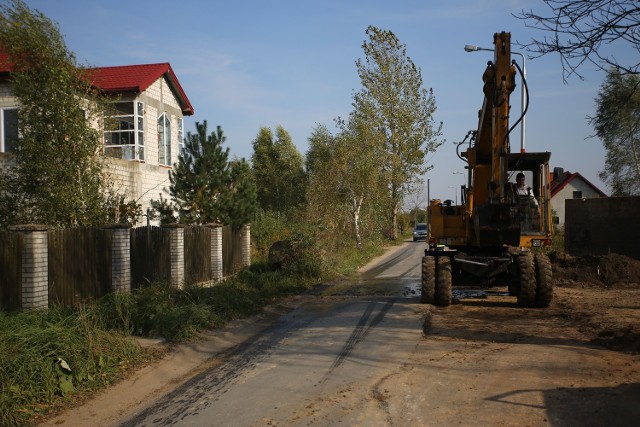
[104,101,144,161]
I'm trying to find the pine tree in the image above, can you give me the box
[155,121,257,228]
[169,121,230,224]
[221,159,258,230]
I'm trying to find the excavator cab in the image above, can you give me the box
[505,152,553,247]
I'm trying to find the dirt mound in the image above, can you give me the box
[550,252,640,288]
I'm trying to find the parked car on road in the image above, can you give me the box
[413,223,427,242]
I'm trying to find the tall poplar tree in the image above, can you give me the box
[353,26,442,239]
[251,126,306,214]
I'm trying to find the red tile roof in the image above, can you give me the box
[550,171,607,198]
[0,50,12,76]
[0,52,194,115]
[86,63,194,115]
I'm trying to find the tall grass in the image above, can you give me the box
[0,306,155,426]
[95,268,318,343]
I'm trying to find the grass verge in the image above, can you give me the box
[0,265,320,426]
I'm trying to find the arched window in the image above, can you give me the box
[158,113,171,165]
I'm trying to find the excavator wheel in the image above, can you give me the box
[421,256,436,304]
[435,256,452,307]
[517,252,536,308]
[534,253,553,308]
[507,263,520,296]
[507,282,520,296]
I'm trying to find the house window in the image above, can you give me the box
[178,118,184,158]
[158,113,171,166]
[1,108,18,152]
[104,101,144,161]
[572,191,582,199]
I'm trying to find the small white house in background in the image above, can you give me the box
[0,53,195,224]
[550,169,607,228]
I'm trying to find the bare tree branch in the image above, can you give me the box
[513,0,640,82]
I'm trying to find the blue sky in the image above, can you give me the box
[24,0,630,202]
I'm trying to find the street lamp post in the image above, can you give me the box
[453,171,465,205]
[448,186,457,205]
[464,44,527,153]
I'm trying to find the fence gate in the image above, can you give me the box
[130,226,171,288]
[48,228,111,306]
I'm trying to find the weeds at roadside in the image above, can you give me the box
[0,306,159,426]
[0,265,319,426]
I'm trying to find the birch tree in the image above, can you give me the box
[306,120,386,250]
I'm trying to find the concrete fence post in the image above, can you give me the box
[103,223,131,293]
[162,224,185,288]
[206,223,224,282]
[9,224,49,311]
[241,224,251,267]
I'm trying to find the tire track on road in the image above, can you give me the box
[320,298,396,383]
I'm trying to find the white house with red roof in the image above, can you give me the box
[0,53,194,223]
[550,169,608,228]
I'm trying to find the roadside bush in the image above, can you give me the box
[94,268,318,343]
[251,209,294,261]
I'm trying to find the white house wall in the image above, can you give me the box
[105,157,171,224]
[0,82,13,106]
[551,178,604,227]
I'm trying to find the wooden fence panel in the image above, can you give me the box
[0,231,22,311]
[223,226,243,276]
[48,228,111,307]
[184,226,211,284]
[130,226,170,288]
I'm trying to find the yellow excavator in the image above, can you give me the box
[423,31,553,308]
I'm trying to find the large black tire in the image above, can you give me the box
[507,281,520,296]
[534,253,553,308]
[435,257,452,307]
[421,256,436,304]
[517,253,536,307]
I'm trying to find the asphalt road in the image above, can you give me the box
[120,241,428,426]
